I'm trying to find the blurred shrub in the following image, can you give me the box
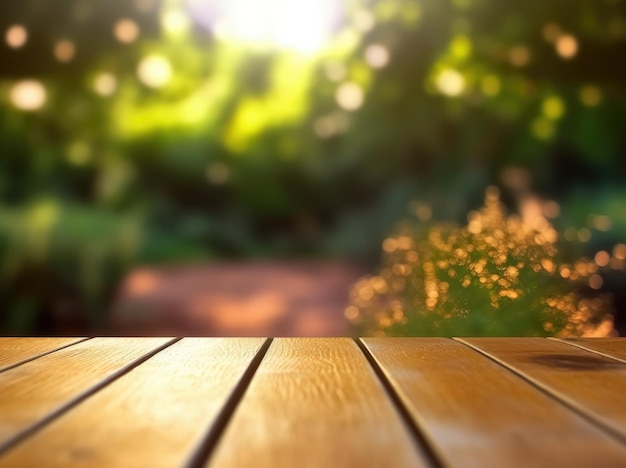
[0,201,141,333]
[347,187,616,337]
[0,200,213,334]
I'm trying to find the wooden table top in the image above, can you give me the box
[0,338,625,467]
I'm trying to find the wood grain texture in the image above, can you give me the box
[0,338,267,468]
[0,338,87,373]
[556,338,626,363]
[0,337,174,454]
[208,338,429,468]
[362,337,626,468]
[460,337,626,443]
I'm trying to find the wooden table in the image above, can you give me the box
[0,338,625,467]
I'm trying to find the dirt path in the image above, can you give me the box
[111,261,366,336]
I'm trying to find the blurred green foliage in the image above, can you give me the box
[1,0,625,333]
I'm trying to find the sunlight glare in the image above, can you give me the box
[185,0,342,53]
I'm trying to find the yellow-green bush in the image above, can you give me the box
[347,187,615,337]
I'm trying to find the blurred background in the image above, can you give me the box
[1,0,625,337]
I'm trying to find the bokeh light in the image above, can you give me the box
[481,75,501,96]
[67,141,91,166]
[314,111,349,138]
[10,80,47,111]
[531,118,554,140]
[595,251,610,267]
[542,96,565,120]
[206,162,230,185]
[5,24,28,49]
[161,9,190,36]
[335,82,364,111]
[580,85,602,107]
[365,44,389,68]
[93,73,118,96]
[354,10,375,32]
[137,54,172,88]
[436,69,465,96]
[134,0,156,14]
[324,62,346,81]
[577,228,592,242]
[556,34,578,59]
[114,18,140,44]
[509,45,531,67]
[54,40,76,63]
[589,274,603,290]
[542,23,561,42]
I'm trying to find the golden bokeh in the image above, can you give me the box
[349,188,618,338]
[5,24,28,49]
[556,34,578,59]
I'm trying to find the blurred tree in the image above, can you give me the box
[1,0,625,333]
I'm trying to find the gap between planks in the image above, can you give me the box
[0,338,181,456]
[453,337,626,446]
[4,337,622,467]
[0,338,91,374]
[206,338,434,468]
[184,338,274,468]
[355,338,445,468]
[549,337,626,364]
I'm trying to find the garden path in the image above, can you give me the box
[111,261,366,336]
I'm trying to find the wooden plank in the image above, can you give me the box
[556,338,626,363]
[460,337,626,443]
[362,337,626,467]
[208,338,429,468]
[0,338,88,373]
[0,337,175,453]
[0,338,268,468]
